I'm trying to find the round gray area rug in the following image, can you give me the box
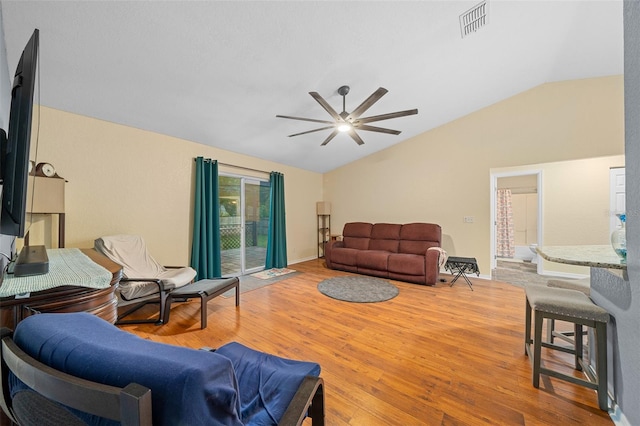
[317,276,399,303]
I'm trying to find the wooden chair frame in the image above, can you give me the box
[0,328,152,425]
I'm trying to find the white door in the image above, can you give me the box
[610,167,626,233]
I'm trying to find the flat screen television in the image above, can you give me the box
[0,28,48,276]
[1,29,39,237]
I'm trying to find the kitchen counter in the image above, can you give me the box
[536,244,626,271]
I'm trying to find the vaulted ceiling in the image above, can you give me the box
[1,1,623,173]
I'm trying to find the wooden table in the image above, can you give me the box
[0,249,122,329]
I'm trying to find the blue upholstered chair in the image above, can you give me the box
[0,313,324,425]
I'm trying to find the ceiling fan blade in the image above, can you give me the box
[276,115,335,125]
[320,129,339,146]
[309,92,342,121]
[348,129,365,146]
[355,124,401,135]
[356,109,418,124]
[347,87,388,120]
[288,126,335,137]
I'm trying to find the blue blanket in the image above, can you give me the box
[11,313,320,425]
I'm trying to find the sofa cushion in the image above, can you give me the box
[400,223,441,242]
[342,222,373,250]
[330,247,360,266]
[370,223,401,239]
[398,223,441,255]
[388,253,426,276]
[369,223,401,253]
[356,250,390,270]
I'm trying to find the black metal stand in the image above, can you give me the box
[445,256,479,291]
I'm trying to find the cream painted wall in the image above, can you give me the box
[324,76,624,275]
[24,76,623,275]
[26,107,323,266]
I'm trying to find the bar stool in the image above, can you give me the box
[524,285,609,411]
[546,278,591,344]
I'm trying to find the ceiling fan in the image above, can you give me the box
[276,85,418,146]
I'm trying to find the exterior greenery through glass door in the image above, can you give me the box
[219,175,270,275]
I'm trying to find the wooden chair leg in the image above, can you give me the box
[161,296,173,325]
[157,290,171,325]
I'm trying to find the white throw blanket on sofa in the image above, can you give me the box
[428,247,448,269]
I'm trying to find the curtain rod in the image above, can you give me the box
[219,162,271,175]
[194,158,271,175]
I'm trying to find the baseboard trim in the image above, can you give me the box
[609,402,631,426]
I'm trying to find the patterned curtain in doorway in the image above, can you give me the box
[496,189,515,258]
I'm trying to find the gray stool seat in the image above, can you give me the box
[526,285,607,322]
[524,285,609,411]
[162,277,240,329]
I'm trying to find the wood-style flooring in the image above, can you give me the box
[117,259,612,425]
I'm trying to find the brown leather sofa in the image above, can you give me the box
[324,222,442,285]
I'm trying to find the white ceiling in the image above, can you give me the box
[1,1,624,173]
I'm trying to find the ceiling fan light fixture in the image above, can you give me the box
[277,85,418,145]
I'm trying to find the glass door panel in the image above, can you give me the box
[220,175,270,275]
[243,179,269,272]
[219,176,241,275]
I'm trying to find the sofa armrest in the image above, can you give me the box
[425,248,441,285]
[323,241,344,268]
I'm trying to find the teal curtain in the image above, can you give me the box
[265,172,287,268]
[191,157,221,279]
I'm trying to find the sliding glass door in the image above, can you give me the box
[219,174,270,275]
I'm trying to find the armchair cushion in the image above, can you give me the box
[95,235,196,300]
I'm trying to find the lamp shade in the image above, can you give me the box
[316,201,331,215]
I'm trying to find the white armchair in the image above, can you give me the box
[94,234,196,325]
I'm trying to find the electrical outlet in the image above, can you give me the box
[464,216,474,223]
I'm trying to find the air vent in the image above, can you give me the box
[460,1,488,38]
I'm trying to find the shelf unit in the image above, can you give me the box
[317,214,331,258]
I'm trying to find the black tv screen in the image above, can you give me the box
[0,29,39,238]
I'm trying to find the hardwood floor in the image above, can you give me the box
[118,259,613,425]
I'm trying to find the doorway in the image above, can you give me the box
[219,174,270,276]
[490,170,543,274]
